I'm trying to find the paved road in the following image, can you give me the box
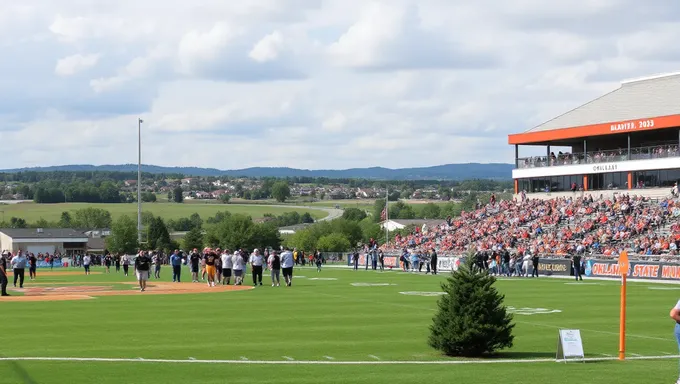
[208,203,343,222]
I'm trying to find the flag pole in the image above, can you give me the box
[385,186,389,246]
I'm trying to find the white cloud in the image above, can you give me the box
[1,0,680,170]
[249,31,285,62]
[54,53,100,76]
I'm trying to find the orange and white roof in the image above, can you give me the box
[508,72,680,145]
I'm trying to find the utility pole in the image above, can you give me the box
[137,118,143,244]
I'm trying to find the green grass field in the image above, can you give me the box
[0,202,328,223]
[0,267,679,383]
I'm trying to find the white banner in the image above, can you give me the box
[437,257,460,272]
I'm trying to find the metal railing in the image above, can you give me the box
[517,144,680,169]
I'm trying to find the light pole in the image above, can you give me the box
[137,118,143,244]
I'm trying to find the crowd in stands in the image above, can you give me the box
[383,192,680,260]
[520,144,680,169]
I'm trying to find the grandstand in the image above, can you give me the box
[508,72,680,199]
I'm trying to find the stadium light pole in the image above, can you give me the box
[137,118,143,244]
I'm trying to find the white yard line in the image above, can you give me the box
[282,356,294,361]
[368,355,381,360]
[629,353,642,357]
[239,356,249,361]
[323,356,335,360]
[0,355,678,365]
[188,357,196,360]
[600,354,612,357]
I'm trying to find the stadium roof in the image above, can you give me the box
[508,72,680,145]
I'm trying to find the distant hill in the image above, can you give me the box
[0,163,513,180]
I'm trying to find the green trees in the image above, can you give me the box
[173,186,184,203]
[286,218,363,252]
[207,214,281,251]
[219,193,231,204]
[147,217,172,251]
[74,207,112,229]
[182,227,204,251]
[271,181,291,202]
[429,255,514,357]
[342,208,368,221]
[106,215,139,254]
[141,192,157,202]
[316,233,351,252]
[420,203,442,219]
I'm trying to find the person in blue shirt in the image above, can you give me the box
[170,250,183,283]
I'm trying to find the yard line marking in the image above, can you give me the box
[188,357,196,360]
[1,355,679,365]
[663,352,672,355]
[240,356,249,361]
[317,292,670,343]
[323,356,335,360]
[282,356,294,361]
[600,354,612,357]
[368,355,381,360]
[630,353,642,357]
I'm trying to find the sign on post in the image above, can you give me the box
[556,329,585,362]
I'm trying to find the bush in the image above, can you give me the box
[428,253,514,357]
[316,233,351,252]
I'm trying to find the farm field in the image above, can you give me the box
[0,266,678,383]
[0,202,328,223]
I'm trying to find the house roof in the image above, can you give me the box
[508,72,680,144]
[87,237,107,251]
[0,228,89,239]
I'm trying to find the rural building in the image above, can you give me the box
[278,223,312,235]
[0,228,89,255]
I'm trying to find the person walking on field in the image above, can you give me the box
[572,252,583,281]
[221,249,233,285]
[1,252,9,296]
[170,250,182,283]
[281,247,295,287]
[669,300,680,383]
[214,248,223,283]
[315,250,324,273]
[152,252,161,279]
[11,252,27,289]
[114,254,121,273]
[121,254,130,276]
[83,254,92,275]
[203,249,217,287]
[232,251,244,285]
[268,251,281,287]
[249,249,264,286]
[430,248,438,275]
[189,249,200,283]
[28,253,37,280]
[135,251,151,292]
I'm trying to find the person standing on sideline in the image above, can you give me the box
[531,252,540,278]
[83,254,92,275]
[214,248,223,283]
[134,251,151,292]
[121,254,130,276]
[170,250,182,283]
[1,252,9,296]
[378,250,385,271]
[11,251,27,288]
[190,249,201,283]
[249,249,264,286]
[353,251,359,271]
[269,251,281,287]
[430,248,438,275]
[232,251,244,285]
[114,254,121,273]
[281,247,294,287]
[572,252,583,281]
[28,253,37,280]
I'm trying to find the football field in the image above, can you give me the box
[0,266,678,383]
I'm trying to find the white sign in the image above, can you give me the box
[556,329,585,362]
[512,156,680,179]
[437,257,460,272]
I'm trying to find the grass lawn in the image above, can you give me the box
[0,202,328,223]
[0,267,678,383]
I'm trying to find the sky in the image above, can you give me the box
[1,0,680,170]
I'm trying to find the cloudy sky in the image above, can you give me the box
[1,0,679,170]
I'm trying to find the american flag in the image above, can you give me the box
[380,206,387,221]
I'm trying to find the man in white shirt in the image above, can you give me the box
[83,254,92,275]
[249,249,264,287]
[232,251,244,286]
[280,247,294,287]
[669,300,680,384]
[10,251,27,288]
[121,254,130,276]
[221,250,233,285]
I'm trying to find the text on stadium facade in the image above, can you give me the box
[610,119,655,132]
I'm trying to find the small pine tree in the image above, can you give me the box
[428,250,514,357]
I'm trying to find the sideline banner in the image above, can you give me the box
[583,259,680,281]
[536,259,572,276]
[36,260,64,269]
[437,257,461,272]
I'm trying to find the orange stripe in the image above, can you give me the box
[508,114,680,145]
